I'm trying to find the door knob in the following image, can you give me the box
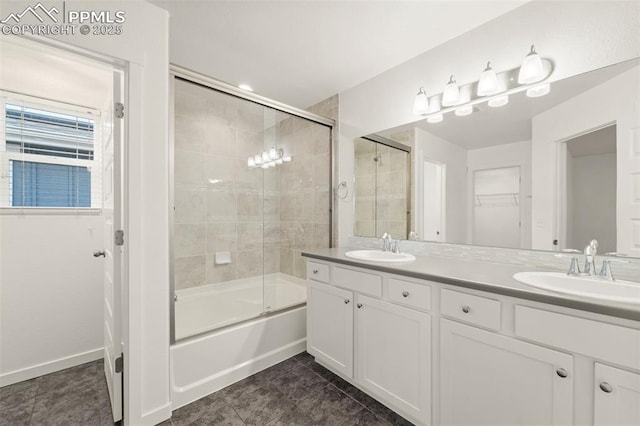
[402,291,410,298]
[93,250,106,258]
[556,368,568,378]
[599,382,613,393]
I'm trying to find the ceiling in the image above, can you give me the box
[151,0,528,109]
[387,58,638,150]
[0,39,112,111]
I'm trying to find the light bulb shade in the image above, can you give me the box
[488,95,509,107]
[261,151,270,162]
[454,106,473,117]
[247,156,256,167]
[442,75,459,107]
[254,154,262,165]
[477,62,498,96]
[526,83,550,98]
[427,114,444,124]
[269,147,277,160]
[413,87,429,115]
[518,45,544,84]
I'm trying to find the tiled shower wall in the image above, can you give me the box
[173,79,333,289]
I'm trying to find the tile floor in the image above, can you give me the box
[1,352,414,426]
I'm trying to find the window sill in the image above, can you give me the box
[0,207,102,216]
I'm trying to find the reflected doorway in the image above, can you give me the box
[422,159,445,242]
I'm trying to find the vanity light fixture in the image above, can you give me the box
[454,105,473,117]
[247,147,289,168]
[526,83,551,98]
[477,62,498,96]
[427,113,444,123]
[488,95,509,107]
[518,45,544,84]
[442,75,460,107]
[413,87,429,115]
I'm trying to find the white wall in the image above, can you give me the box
[414,128,467,244]
[0,1,171,424]
[569,153,617,253]
[0,214,104,382]
[467,141,532,248]
[338,0,640,245]
[531,65,640,256]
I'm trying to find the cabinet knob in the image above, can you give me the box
[402,291,410,298]
[357,303,363,309]
[344,299,350,304]
[599,382,613,393]
[556,368,568,378]
[312,269,319,275]
[461,305,470,314]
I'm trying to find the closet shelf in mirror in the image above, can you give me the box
[475,193,519,207]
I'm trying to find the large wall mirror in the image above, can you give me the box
[362,57,640,257]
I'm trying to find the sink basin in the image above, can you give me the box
[345,250,416,263]
[513,272,640,304]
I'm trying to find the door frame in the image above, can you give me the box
[421,157,446,242]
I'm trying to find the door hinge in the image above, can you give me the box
[115,230,124,246]
[115,353,124,374]
[115,102,124,119]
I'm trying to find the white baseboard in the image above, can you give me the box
[0,348,103,387]
[139,401,173,426]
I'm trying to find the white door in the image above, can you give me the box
[307,281,354,378]
[440,319,573,425]
[594,363,640,425]
[423,159,445,242]
[101,71,124,422]
[355,295,431,425]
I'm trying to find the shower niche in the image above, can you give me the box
[171,77,332,341]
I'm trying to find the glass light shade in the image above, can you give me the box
[275,158,283,164]
[247,156,255,167]
[442,75,459,107]
[269,147,277,160]
[261,151,270,162]
[488,95,509,107]
[454,105,473,117]
[526,83,550,98]
[283,156,292,162]
[518,45,544,84]
[477,62,498,96]
[253,154,262,165]
[427,114,444,124]
[413,87,429,115]
[261,164,269,169]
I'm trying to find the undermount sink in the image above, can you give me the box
[345,250,416,263]
[513,272,640,304]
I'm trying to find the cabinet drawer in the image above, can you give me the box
[441,289,501,331]
[515,305,640,371]
[307,261,329,283]
[388,278,432,311]
[333,266,382,297]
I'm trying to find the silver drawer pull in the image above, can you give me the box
[312,269,319,274]
[344,299,350,304]
[556,368,568,378]
[357,303,363,309]
[461,305,470,314]
[402,291,410,298]
[599,382,613,393]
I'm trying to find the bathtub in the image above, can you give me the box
[170,273,307,409]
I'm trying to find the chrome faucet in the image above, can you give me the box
[583,239,598,275]
[598,254,629,281]
[381,233,392,252]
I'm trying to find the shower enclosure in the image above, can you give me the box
[170,74,333,341]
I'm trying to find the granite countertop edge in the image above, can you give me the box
[301,248,640,322]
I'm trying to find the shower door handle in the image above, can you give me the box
[93,250,106,258]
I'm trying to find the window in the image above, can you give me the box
[1,96,101,209]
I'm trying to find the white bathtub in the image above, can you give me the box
[170,273,307,409]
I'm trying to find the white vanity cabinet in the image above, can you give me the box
[594,363,640,425]
[305,257,640,426]
[440,319,573,425]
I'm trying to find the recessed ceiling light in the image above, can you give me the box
[238,84,253,92]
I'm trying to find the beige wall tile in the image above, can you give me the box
[206,222,237,253]
[206,154,235,188]
[208,121,236,157]
[237,222,263,250]
[174,224,206,257]
[236,101,263,133]
[279,248,294,276]
[237,191,263,221]
[174,256,206,290]
[174,189,207,224]
[207,189,237,222]
[237,249,264,279]
[206,253,237,284]
[174,114,209,153]
[207,89,238,127]
[175,149,206,188]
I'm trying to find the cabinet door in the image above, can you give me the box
[355,295,431,425]
[307,281,354,378]
[594,363,640,426]
[440,319,573,426]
